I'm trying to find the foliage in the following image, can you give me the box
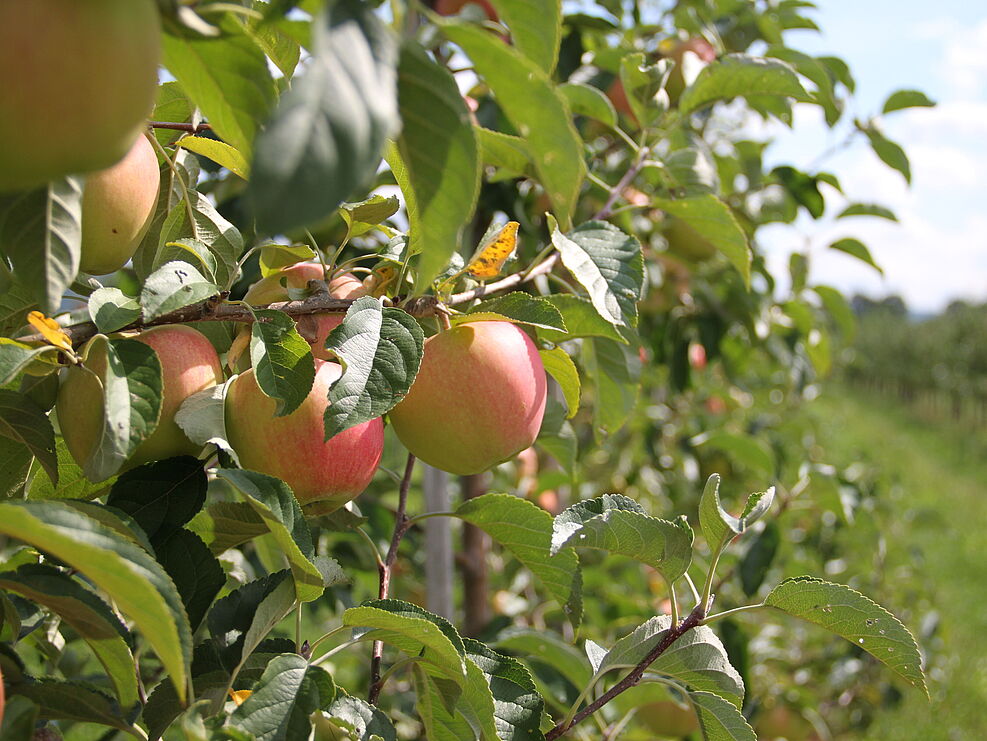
[0,1,933,739]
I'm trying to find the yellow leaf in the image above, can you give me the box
[226,328,251,372]
[229,689,252,706]
[467,222,520,279]
[27,311,73,352]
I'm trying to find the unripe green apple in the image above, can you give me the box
[0,0,161,192]
[389,321,547,476]
[80,133,160,275]
[57,326,224,474]
[243,263,367,359]
[225,359,384,508]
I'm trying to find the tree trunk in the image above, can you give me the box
[459,472,490,637]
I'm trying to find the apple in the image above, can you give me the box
[389,321,547,476]
[225,359,384,508]
[688,342,707,370]
[243,263,368,359]
[0,0,161,192]
[434,0,498,21]
[80,133,160,275]
[57,325,224,474]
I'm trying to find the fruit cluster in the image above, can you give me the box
[7,0,550,511]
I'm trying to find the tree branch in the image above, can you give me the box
[368,452,417,705]
[544,604,707,740]
[148,120,213,134]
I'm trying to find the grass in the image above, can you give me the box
[813,387,987,740]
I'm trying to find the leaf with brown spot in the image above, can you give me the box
[467,221,519,279]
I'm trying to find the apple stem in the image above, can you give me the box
[368,452,417,704]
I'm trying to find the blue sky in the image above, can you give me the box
[758,1,987,313]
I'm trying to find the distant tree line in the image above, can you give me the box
[845,294,987,425]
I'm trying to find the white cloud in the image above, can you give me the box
[937,18,987,99]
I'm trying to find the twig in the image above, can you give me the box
[368,453,417,704]
[19,292,428,348]
[544,604,707,740]
[148,120,213,134]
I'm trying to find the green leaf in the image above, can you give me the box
[139,164,242,288]
[217,469,326,602]
[582,337,640,433]
[187,501,268,554]
[552,497,693,581]
[476,127,532,176]
[0,339,60,387]
[0,390,57,485]
[862,125,911,183]
[105,457,207,545]
[494,628,592,692]
[341,195,401,238]
[536,398,577,476]
[837,203,897,221]
[174,380,237,460]
[692,431,775,476]
[539,348,579,418]
[551,221,643,328]
[829,237,883,274]
[156,529,225,632]
[558,82,617,127]
[248,0,398,233]
[9,678,133,731]
[76,336,163,482]
[439,19,585,228]
[764,577,928,695]
[538,295,625,344]
[177,135,250,179]
[698,474,775,548]
[689,690,756,741]
[456,493,582,626]
[162,28,277,157]
[490,0,561,74]
[258,243,318,277]
[679,54,810,115]
[250,308,316,417]
[0,176,83,313]
[462,292,567,333]
[0,564,139,709]
[343,599,467,684]
[620,53,672,127]
[412,658,497,741]
[26,438,116,501]
[656,195,751,284]
[322,296,424,439]
[765,47,840,125]
[389,42,479,292]
[141,260,220,321]
[0,696,39,739]
[740,521,780,597]
[208,570,296,669]
[464,638,546,740]
[88,287,141,333]
[0,500,191,701]
[882,89,935,114]
[321,694,397,741]
[231,654,335,741]
[595,615,744,706]
[814,285,855,340]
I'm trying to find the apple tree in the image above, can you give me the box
[0,0,932,739]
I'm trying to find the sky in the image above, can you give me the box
[757,0,987,314]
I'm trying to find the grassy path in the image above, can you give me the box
[814,389,987,739]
